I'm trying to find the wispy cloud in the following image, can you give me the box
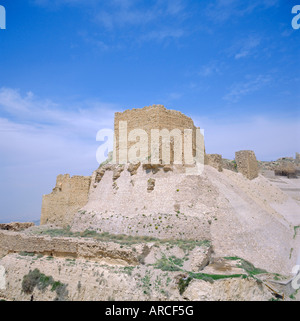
[0,87,118,221]
[198,61,223,77]
[231,35,262,59]
[0,88,115,131]
[141,28,185,42]
[93,0,186,30]
[78,31,110,51]
[34,0,187,29]
[223,74,272,102]
[0,87,117,164]
[192,114,299,161]
[206,0,279,23]
[34,0,188,46]
[33,0,98,7]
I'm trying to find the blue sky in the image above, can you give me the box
[0,0,299,222]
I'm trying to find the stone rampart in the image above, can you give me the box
[41,174,91,227]
[235,150,258,180]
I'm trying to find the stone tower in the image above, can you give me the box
[113,104,200,165]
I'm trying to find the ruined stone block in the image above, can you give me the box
[41,174,91,227]
[296,152,300,165]
[113,165,125,181]
[205,154,223,172]
[235,150,258,180]
[127,162,141,176]
[0,222,35,231]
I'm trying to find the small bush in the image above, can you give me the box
[294,226,300,239]
[38,274,54,291]
[21,269,68,300]
[22,269,41,294]
[168,256,184,267]
[154,255,182,272]
[54,284,68,301]
[178,277,192,295]
[224,256,267,275]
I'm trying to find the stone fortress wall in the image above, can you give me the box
[41,174,91,227]
[0,230,139,265]
[114,104,200,164]
[235,150,259,180]
[204,154,223,172]
[40,105,265,230]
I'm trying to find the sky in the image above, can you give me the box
[0,0,299,223]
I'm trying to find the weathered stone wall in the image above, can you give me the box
[296,152,300,165]
[0,222,35,231]
[41,174,91,227]
[0,230,139,265]
[114,105,200,164]
[40,105,205,227]
[235,150,258,180]
[205,154,223,172]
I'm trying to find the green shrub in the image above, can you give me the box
[22,269,41,294]
[21,269,68,300]
[168,256,184,267]
[224,256,267,275]
[19,252,35,257]
[154,255,182,272]
[178,277,192,295]
[294,226,300,239]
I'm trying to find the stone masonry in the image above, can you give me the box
[204,154,223,172]
[0,230,139,265]
[0,222,35,232]
[296,152,300,165]
[114,104,201,165]
[235,150,259,180]
[41,174,91,227]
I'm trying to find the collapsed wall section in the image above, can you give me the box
[235,150,258,180]
[0,230,139,264]
[296,152,300,165]
[41,174,91,227]
[0,222,35,231]
[205,154,223,172]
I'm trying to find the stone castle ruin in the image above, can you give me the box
[1,104,300,301]
[38,104,299,276]
[41,105,261,229]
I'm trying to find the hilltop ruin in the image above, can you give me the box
[40,105,261,229]
[1,104,299,301]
